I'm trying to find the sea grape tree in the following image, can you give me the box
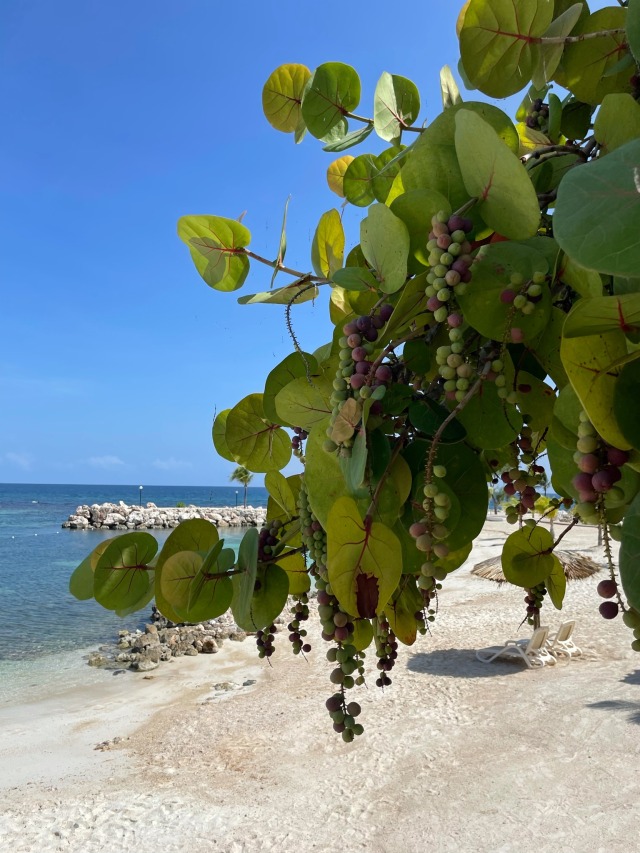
[71,0,640,739]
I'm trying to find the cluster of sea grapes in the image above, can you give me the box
[325,305,394,455]
[571,411,628,523]
[408,465,451,588]
[256,624,277,659]
[258,518,283,562]
[435,343,476,403]
[524,582,547,626]
[297,481,328,574]
[501,466,541,523]
[425,211,473,335]
[524,97,549,132]
[287,594,311,656]
[499,270,546,343]
[325,692,364,742]
[374,618,397,688]
[290,426,308,459]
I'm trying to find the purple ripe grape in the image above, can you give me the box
[578,453,600,474]
[447,313,463,328]
[350,373,367,390]
[352,346,367,362]
[427,296,443,312]
[364,327,378,342]
[371,314,385,330]
[599,601,619,620]
[375,364,393,383]
[500,288,516,304]
[578,489,598,504]
[379,304,394,322]
[510,328,524,343]
[591,468,618,493]
[447,215,467,232]
[317,589,331,606]
[573,472,594,492]
[356,315,372,332]
[597,579,618,599]
[334,626,350,642]
[347,333,361,348]
[607,447,629,467]
[325,694,342,713]
[355,360,372,375]
[437,234,452,249]
[451,259,469,275]
[343,321,358,336]
[370,401,383,416]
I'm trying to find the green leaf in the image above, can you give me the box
[230,527,259,627]
[373,72,420,143]
[528,307,570,388]
[620,490,640,610]
[154,520,219,622]
[440,65,462,109]
[322,124,374,153]
[277,550,309,595]
[301,62,361,140]
[385,577,423,645]
[455,111,540,240]
[551,383,581,450]
[212,409,239,464]
[594,94,640,156]
[459,0,554,98]
[69,541,110,600]
[226,394,292,472]
[408,398,466,443]
[326,497,402,618]
[433,541,473,574]
[262,64,311,133]
[265,471,298,518]
[560,99,593,140]
[561,256,603,298]
[628,0,640,63]
[614,360,640,450]
[263,352,318,426]
[546,435,579,498]
[161,550,203,619]
[456,242,550,342]
[177,215,251,292]
[343,154,377,207]
[515,371,556,434]
[563,294,640,339]
[332,266,379,292]
[502,526,555,588]
[233,561,289,632]
[457,381,523,450]
[305,420,350,527]
[360,204,409,294]
[351,618,374,652]
[561,330,632,450]
[532,3,584,89]
[545,554,567,609]
[371,145,405,204]
[270,196,290,288]
[186,546,234,623]
[311,210,344,278]
[274,375,333,430]
[237,279,319,305]
[94,532,157,611]
[554,8,631,105]
[402,102,518,214]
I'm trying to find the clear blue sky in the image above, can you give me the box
[0,1,605,487]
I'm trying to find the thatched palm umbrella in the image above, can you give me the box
[471,550,602,584]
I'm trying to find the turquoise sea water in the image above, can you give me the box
[0,483,267,705]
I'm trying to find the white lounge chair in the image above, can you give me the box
[476,626,556,668]
[546,621,581,658]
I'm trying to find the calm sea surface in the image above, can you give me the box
[0,483,267,705]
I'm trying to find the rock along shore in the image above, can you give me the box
[62,502,267,531]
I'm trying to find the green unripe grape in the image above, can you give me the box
[341,659,357,676]
[513,294,527,310]
[326,647,338,662]
[418,575,434,589]
[631,640,640,652]
[454,389,465,402]
[506,513,518,525]
[532,270,546,284]
[448,242,462,256]
[343,715,355,729]
[449,328,463,342]
[425,285,437,298]
[433,465,447,478]
[491,359,504,372]
[450,343,464,356]
[510,272,524,286]
[495,374,506,387]
[352,723,364,736]
[343,675,355,690]
[577,421,596,438]
[333,377,347,391]
[323,439,338,453]
[330,668,345,685]
[434,492,450,507]
[497,387,508,399]
[456,378,470,392]
[432,523,449,539]
[429,253,442,267]
[443,379,457,392]
[434,506,449,521]
[436,210,449,223]
[437,288,451,302]
[420,562,435,577]
[623,609,640,629]
[578,410,590,423]
[342,728,355,743]
[341,367,353,378]
[339,336,349,348]
[521,301,535,316]
[440,253,453,266]
[506,391,518,406]
[359,386,372,399]
[424,483,439,498]
[432,566,448,581]
[439,365,456,380]
[447,353,463,368]
[527,283,542,297]
[339,348,352,360]
[427,240,438,253]
[330,710,345,724]
[434,307,448,322]
[433,264,448,278]
[577,435,598,454]
[451,229,466,243]
[437,345,452,359]
[633,627,640,640]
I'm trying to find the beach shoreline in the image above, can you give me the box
[1,517,638,853]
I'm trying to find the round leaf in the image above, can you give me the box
[327,155,355,197]
[177,215,251,292]
[360,204,409,294]
[301,62,361,140]
[226,393,292,472]
[94,532,157,611]
[373,72,420,142]
[262,64,311,133]
[502,526,555,588]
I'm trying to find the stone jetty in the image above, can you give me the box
[62,502,267,530]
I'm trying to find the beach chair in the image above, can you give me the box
[476,626,556,668]
[546,621,581,658]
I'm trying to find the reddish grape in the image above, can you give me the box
[351,346,367,362]
[573,472,594,492]
[375,364,393,383]
[379,304,394,322]
[607,447,629,467]
[347,333,361,348]
[500,289,516,304]
[510,328,524,343]
[597,579,618,599]
[350,374,367,390]
[578,454,599,474]
[599,601,619,619]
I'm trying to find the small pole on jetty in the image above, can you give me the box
[139,485,143,506]
[235,490,238,507]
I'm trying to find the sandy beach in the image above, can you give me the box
[1,516,638,853]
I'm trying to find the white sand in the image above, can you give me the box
[1,518,638,853]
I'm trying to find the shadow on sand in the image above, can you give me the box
[586,669,640,726]
[408,647,525,679]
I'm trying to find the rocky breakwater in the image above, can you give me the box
[62,502,267,530]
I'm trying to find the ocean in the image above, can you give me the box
[0,483,268,706]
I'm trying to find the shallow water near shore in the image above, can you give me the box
[0,483,267,706]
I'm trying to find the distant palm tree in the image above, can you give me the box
[230,466,253,508]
